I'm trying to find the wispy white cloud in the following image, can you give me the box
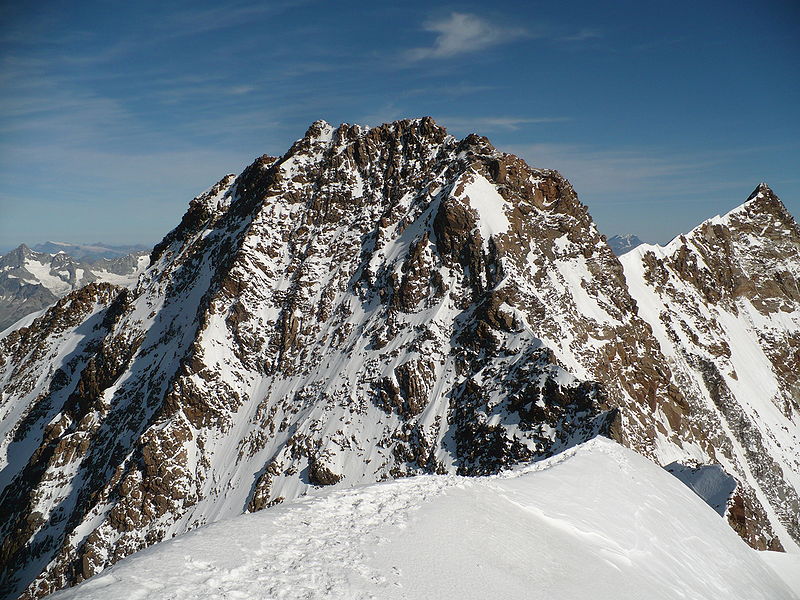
[156,1,311,38]
[148,77,260,105]
[228,85,256,95]
[560,28,603,42]
[505,142,780,216]
[507,142,710,197]
[407,13,527,61]
[357,104,406,127]
[0,146,250,246]
[0,72,133,145]
[634,37,685,52]
[403,83,496,97]
[436,116,570,132]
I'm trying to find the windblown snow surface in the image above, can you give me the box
[49,438,798,600]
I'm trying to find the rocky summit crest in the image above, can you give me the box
[1,119,799,598]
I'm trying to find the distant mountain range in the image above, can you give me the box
[0,244,149,331]
[30,241,150,262]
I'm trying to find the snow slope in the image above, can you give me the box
[49,438,797,600]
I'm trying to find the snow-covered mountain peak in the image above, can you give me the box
[707,181,787,228]
[748,181,776,200]
[306,117,332,131]
[3,244,34,262]
[1,123,798,598]
[631,184,791,267]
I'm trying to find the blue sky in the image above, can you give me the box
[1,0,798,249]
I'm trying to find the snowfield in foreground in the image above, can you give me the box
[49,438,799,600]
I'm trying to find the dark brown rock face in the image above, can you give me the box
[1,121,798,598]
[727,486,784,552]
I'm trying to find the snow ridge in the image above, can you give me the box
[50,439,799,600]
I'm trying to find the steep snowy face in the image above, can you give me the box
[0,119,796,598]
[621,183,800,552]
[0,245,148,331]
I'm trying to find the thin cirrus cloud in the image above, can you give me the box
[437,116,570,132]
[508,142,728,202]
[406,12,527,60]
[155,1,311,38]
[560,28,603,42]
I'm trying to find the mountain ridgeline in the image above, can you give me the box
[1,118,798,599]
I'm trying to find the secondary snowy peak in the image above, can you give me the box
[607,234,645,255]
[621,183,800,551]
[47,439,799,600]
[626,181,799,316]
[1,120,797,598]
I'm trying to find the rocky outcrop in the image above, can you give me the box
[1,120,798,599]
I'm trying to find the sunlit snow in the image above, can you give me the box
[50,438,798,600]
